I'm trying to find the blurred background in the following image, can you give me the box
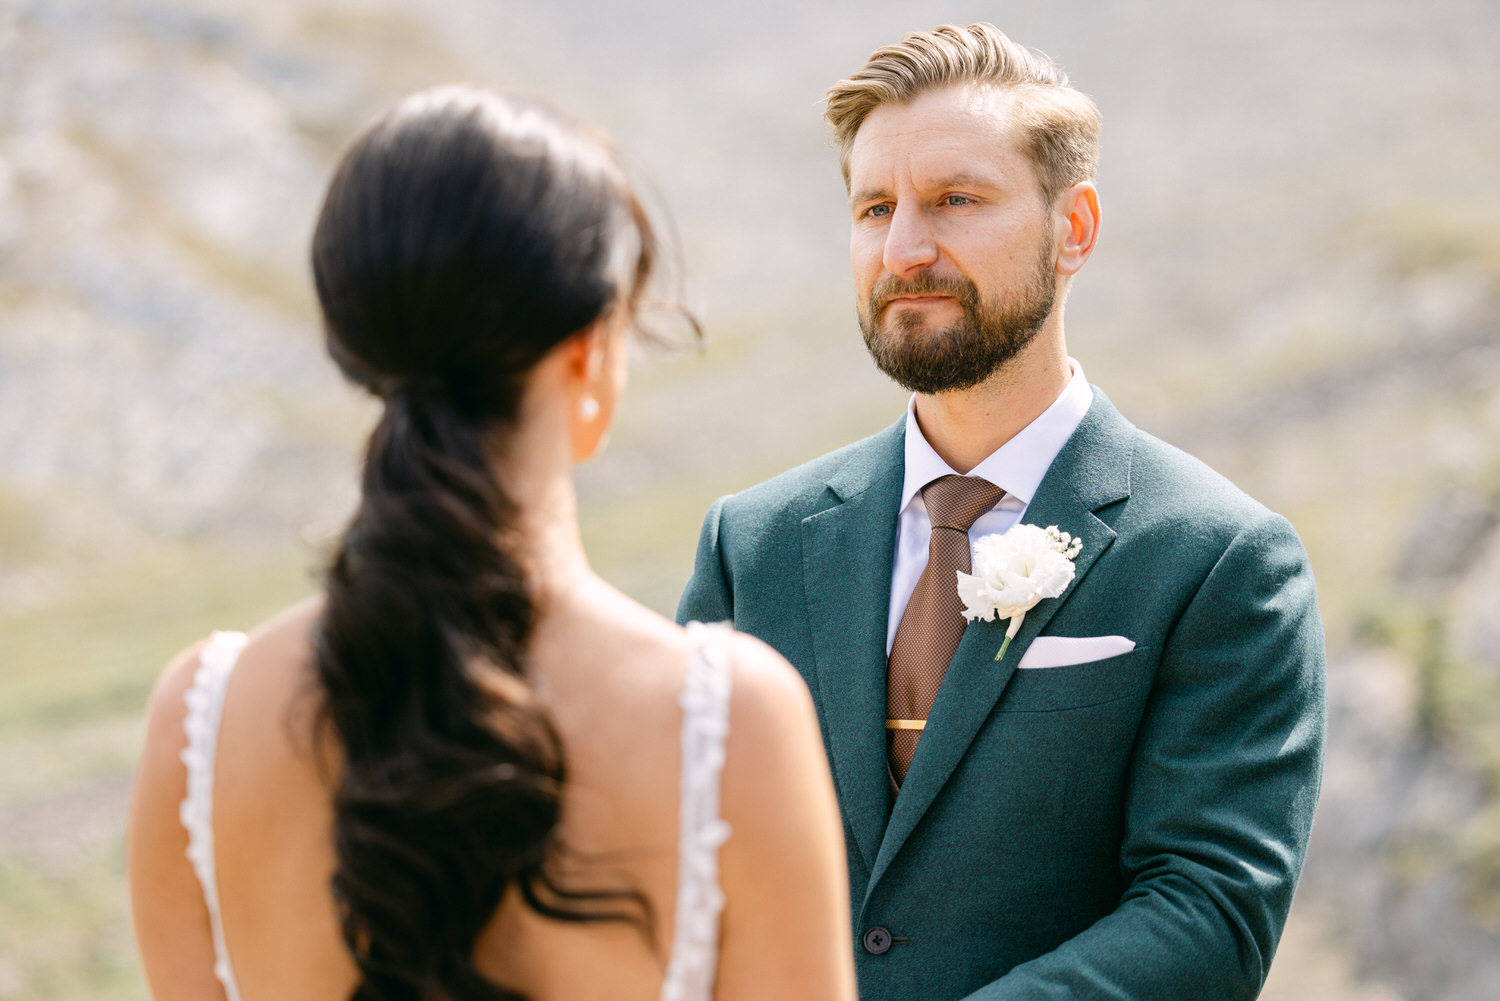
[1,0,1497,997]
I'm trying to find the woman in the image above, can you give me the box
[127,86,855,1001]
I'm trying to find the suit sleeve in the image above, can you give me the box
[964,513,1327,1001]
[676,495,734,627]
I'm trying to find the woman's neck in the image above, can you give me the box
[497,392,596,603]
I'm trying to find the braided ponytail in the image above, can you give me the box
[309,88,656,1000]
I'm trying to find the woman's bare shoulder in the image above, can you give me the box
[142,596,329,785]
[220,596,331,768]
[238,595,326,677]
[706,627,835,836]
[149,596,323,701]
[571,609,816,742]
[710,629,854,1000]
[137,636,214,795]
[145,637,212,724]
[712,629,820,748]
[535,583,690,705]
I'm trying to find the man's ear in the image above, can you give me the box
[1055,181,1100,277]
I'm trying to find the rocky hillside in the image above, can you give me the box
[1,0,1497,998]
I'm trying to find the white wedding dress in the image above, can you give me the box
[179,622,732,1001]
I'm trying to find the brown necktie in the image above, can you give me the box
[887,475,1006,784]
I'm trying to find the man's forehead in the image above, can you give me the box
[858,84,1021,140]
[847,85,1029,190]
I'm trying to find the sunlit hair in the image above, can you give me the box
[824,23,1100,207]
[311,85,657,1001]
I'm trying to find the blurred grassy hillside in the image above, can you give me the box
[1,0,1498,998]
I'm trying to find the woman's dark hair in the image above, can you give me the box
[310,87,655,1000]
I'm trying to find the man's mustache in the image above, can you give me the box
[869,273,978,312]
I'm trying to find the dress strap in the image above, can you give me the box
[660,622,734,1001]
[178,631,248,1001]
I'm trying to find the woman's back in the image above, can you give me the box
[127,85,853,1001]
[135,581,851,1001]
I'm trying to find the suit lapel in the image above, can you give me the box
[801,419,906,874]
[867,391,1135,895]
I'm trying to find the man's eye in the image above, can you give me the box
[864,204,892,218]
[944,195,972,206]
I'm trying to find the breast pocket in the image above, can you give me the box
[996,645,1154,713]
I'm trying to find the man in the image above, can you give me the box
[677,22,1325,1001]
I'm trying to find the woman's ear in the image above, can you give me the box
[564,313,628,463]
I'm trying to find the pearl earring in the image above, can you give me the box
[579,395,600,422]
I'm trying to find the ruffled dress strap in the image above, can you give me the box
[660,622,734,1001]
[178,630,248,1001]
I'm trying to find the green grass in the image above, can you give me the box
[1373,587,1500,911]
[0,543,319,734]
[0,843,147,1001]
[0,541,318,1001]
[0,539,319,803]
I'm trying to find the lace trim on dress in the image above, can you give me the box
[179,630,248,1001]
[660,622,734,1001]
[177,625,732,1001]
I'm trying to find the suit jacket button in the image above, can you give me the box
[862,926,893,955]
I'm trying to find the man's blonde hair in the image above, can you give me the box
[825,23,1100,206]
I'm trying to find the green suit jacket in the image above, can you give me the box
[676,389,1326,1000]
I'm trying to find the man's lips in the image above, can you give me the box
[883,294,954,307]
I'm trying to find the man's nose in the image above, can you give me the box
[881,205,938,277]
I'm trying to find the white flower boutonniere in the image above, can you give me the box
[956,524,1083,662]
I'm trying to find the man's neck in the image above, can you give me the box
[911,335,1071,473]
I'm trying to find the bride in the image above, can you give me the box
[127,86,855,1001]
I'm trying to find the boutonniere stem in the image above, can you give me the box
[955,524,1083,662]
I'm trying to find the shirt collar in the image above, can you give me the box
[899,357,1094,514]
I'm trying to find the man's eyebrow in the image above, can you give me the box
[931,173,998,191]
[850,175,1000,206]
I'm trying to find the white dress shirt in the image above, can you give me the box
[885,359,1095,654]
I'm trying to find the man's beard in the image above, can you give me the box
[858,246,1056,395]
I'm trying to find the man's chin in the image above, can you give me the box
[863,343,993,395]
[879,366,991,396]
[877,304,960,337]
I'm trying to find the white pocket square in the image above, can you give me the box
[1015,635,1136,670]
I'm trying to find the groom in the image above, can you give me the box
[678,22,1326,1001]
